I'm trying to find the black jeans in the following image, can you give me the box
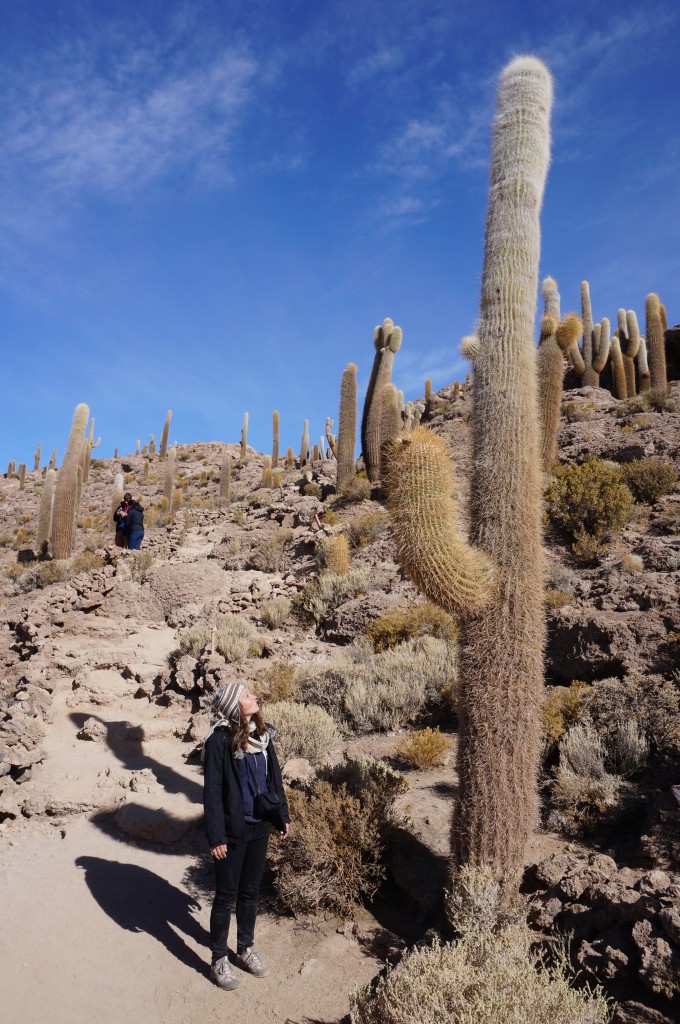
[210,820,269,962]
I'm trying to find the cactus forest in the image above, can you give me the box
[1,8,679,1024]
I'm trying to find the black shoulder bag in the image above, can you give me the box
[245,753,286,832]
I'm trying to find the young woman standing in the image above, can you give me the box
[202,682,291,990]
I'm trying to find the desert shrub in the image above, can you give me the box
[544,587,572,609]
[0,534,13,547]
[177,614,263,663]
[552,721,621,829]
[367,604,458,652]
[13,526,33,548]
[619,459,677,504]
[584,673,680,760]
[545,459,633,540]
[4,559,72,591]
[647,388,678,413]
[297,567,370,624]
[346,509,388,548]
[617,552,644,573]
[302,481,323,499]
[298,636,456,733]
[571,529,605,566]
[350,921,610,1024]
[129,549,155,582]
[259,595,292,629]
[317,533,351,574]
[256,660,299,703]
[267,781,384,917]
[606,719,649,777]
[340,476,372,502]
[562,400,595,423]
[398,727,451,768]
[72,551,106,573]
[265,701,339,765]
[543,682,591,746]
[321,508,339,526]
[232,508,247,526]
[248,528,293,573]
[318,758,408,830]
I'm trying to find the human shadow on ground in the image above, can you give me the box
[76,856,209,977]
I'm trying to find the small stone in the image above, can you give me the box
[76,718,108,742]
[636,870,671,895]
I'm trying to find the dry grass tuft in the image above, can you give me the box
[256,660,299,703]
[177,614,263,662]
[346,509,388,548]
[265,701,339,764]
[398,727,451,767]
[259,596,292,629]
[318,533,351,574]
[367,603,458,651]
[248,528,293,573]
[543,681,591,745]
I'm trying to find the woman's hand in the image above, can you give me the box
[278,823,291,840]
[211,844,228,860]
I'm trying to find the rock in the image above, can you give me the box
[576,928,633,983]
[298,958,319,976]
[658,906,680,946]
[525,852,579,891]
[77,717,108,742]
[13,766,32,784]
[639,793,680,870]
[188,714,210,745]
[173,655,198,693]
[586,881,660,924]
[128,769,161,794]
[528,896,563,929]
[0,784,20,820]
[613,1002,677,1024]
[631,918,680,1000]
[636,871,673,895]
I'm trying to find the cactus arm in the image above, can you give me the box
[384,429,496,616]
[461,334,480,362]
[646,293,668,391]
[325,417,337,457]
[592,318,611,373]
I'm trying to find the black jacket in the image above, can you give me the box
[125,503,144,531]
[203,725,290,846]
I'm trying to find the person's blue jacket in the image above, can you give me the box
[125,503,144,532]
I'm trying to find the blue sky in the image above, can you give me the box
[1,0,678,469]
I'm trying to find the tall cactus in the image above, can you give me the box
[261,455,272,488]
[569,281,610,386]
[36,468,56,555]
[33,443,42,472]
[163,447,176,508]
[219,450,231,504]
[300,419,310,467]
[325,417,337,458]
[148,434,156,455]
[135,440,141,456]
[18,464,26,490]
[111,472,124,516]
[48,448,57,470]
[385,56,552,878]
[50,403,89,559]
[363,319,402,482]
[143,459,150,482]
[537,275,582,472]
[336,363,357,491]
[285,447,294,469]
[240,412,249,464]
[272,411,280,467]
[160,410,172,460]
[610,333,627,399]
[81,418,101,484]
[637,336,651,393]
[380,384,402,477]
[646,293,668,392]
[360,328,385,472]
[616,309,641,398]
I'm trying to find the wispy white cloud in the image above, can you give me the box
[391,345,465,397]
[347,48,405,87]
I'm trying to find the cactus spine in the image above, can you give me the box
[337,363,357,492]
[34,443,42,472]
[300,420,310,467]
[646,293,668,392]
[160,410,172,460]
[272,411,280,467]
[240,413,249,465]
[18,464,26,490]
[219,450,231,504]
[36,468,56,555]
[51,403,89,559]
[364,319,402,482]
[637,336,651,393]
[163,448,176,508]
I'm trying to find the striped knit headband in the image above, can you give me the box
[210,683,244,724]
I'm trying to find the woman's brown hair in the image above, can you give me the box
[229,710,267,753]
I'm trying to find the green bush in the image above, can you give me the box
[543,682,591,745]
[367,603,458,652]
[545,459,632,539]
[619,459,677,504]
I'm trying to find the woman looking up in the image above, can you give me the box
[202,682,291,990]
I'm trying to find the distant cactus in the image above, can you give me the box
[33,442,42,472]
[48,448,57,470]
[364,318,403,482]
[272,468,283,487]
[380,384,401,478]
[337,363,357,492]
[143,460,150,482]
[135,440,141,455]
[616,309,641,398]
[148,435,156,455]
[114,448,119,459]
[111,473,124,517]
[609,333,627,399]
[402,402,415,432]
[18,464,26,490]
[385,56,552,877]
[646,293,667,392]
[219,450,231,504]
[424,378,432,409]
[325,417,337,458]
[272,411,280,467]
[453,381,461,401]
[300,419,310,467]
[637,336,651,393]
[81,418,101,484]
[536,276,564,472]
[312,443,320,462]
[160,410,172,460]
[360,325,385,472]
[261,455,272,488]
[569,281,610,387]
[413,402,425,426]
[163,448,176,508]
[7,461,15,477]
[51,403,89,559]
[465,371,471,388]
[36,468,56,555]
[660,303,668,332]
[397,389,405,412]
[240,412,249,464]
[285,447,294,468]
[319,436,326,459]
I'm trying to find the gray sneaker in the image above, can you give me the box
[211,955,240,990]
[238,946,270,978]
